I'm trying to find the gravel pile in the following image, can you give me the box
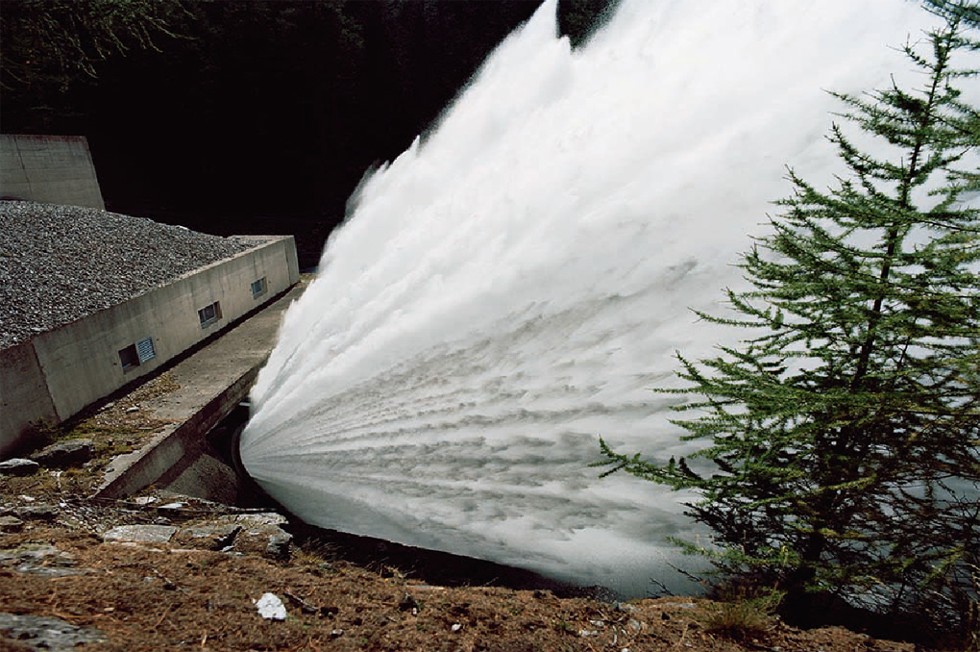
[0,201,259,349]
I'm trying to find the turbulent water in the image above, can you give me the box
[241,0,945,596]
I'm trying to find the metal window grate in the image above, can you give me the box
[251,277,268,299]
[136,337,156,363]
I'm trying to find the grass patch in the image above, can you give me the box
[701,587,781,643]
[292,537,340,575]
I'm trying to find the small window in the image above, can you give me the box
[198,301,222,328]
[251,277,268,299]
[118,344,140,370]
[119,337,155,371]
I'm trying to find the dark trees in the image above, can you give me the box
[1,1,617,266]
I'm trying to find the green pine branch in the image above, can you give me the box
[599,6,980,640]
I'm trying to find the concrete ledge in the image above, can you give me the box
[95,367,257,499]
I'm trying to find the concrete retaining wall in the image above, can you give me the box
[95,367,258,500]
[0,236,299,456]
[0,135,105,209]
[0,341,57,447]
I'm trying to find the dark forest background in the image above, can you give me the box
[1,0,615,268]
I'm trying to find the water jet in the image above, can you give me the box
[240,0,949,597]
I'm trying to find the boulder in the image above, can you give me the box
[13,504,60,521]
[174,524,242,551]
[265,530,294,560]
[232,523,293,560]
[31,439,95,467]
[0,612,105,651]
[168,510,293,558]
[220,512,288,527]
[103,524,177,544]
[0,458,39,476]
[0,543,83,576]
[211,512,292,560]
[0,515,24,532]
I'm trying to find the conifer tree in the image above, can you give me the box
[600,7,979,639]
[0,0,190,92]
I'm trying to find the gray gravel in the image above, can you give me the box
[0,201,258,349]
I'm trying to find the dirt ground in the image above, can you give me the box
[0,383,941,651]
[0,522,918,652]
[1,479,930,652]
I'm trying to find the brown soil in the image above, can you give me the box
[0,384,931,652]
[1,484,927,652]
[0,522,915,652]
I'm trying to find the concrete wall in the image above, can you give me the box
[0,341,58,446]
[0,135,105,209]
[0,236,299,456]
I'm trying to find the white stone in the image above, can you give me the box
[255,593,287,621]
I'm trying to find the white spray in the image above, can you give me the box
[240,0,949,596]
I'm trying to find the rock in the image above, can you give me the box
[0,543,62,563]
[218,512,288,527]
[0,612,105,651]
[175,524,241,551]
[0,515,24,532]
[398,593,420,613]
[13,504,59,521]
[0,458,39,475]
[133,496,158,506]
[0,543,82,576]
[255,592,287,621]
[103,524,177,544]
[31,439,95,467]
[211,512,292,560]
[229,523,293,560]
[265,530,293,560]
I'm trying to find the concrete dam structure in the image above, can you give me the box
[0,134,106,209]
[0,201,300,457]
